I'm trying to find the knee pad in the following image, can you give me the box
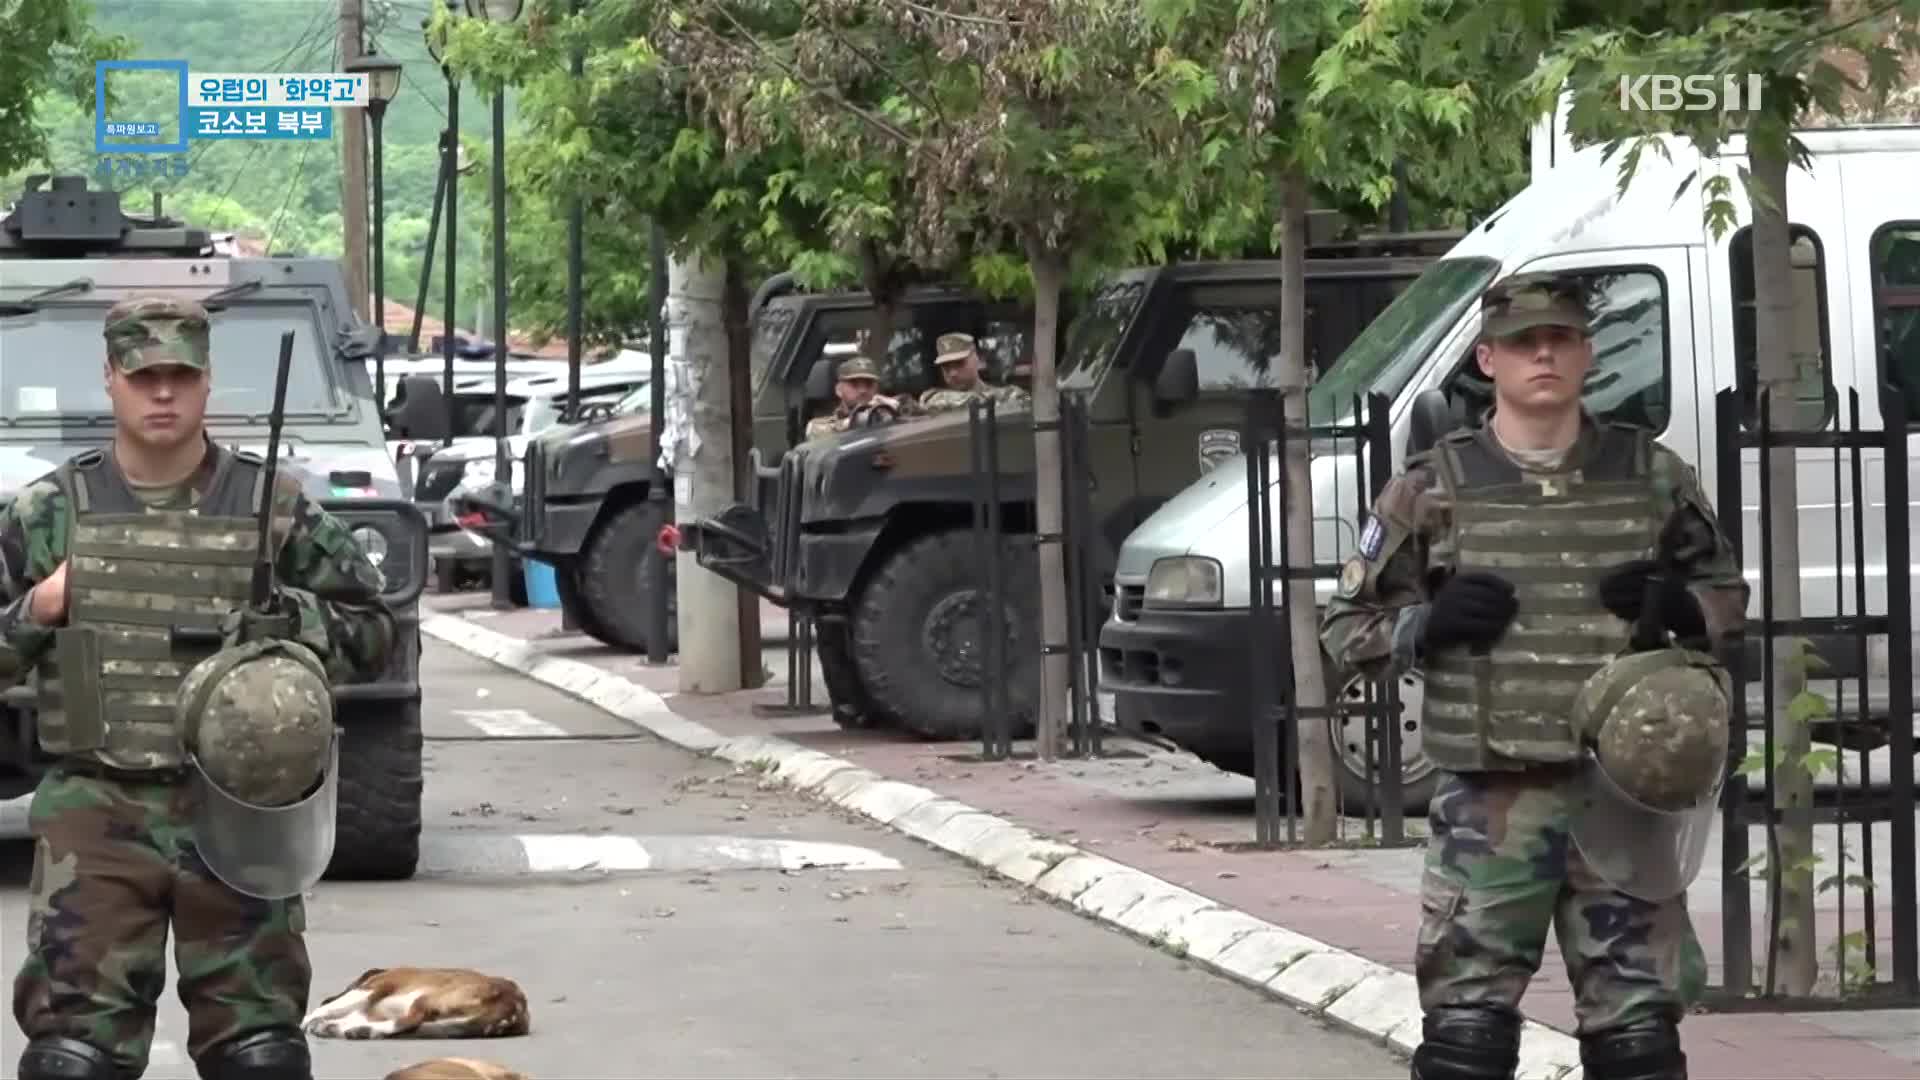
[1410,1006,1523,1080]
[18,1036,121,1080]
[194,1028,311,1080]
[1580,1020,1687,1080]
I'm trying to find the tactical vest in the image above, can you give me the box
[1419,422,1665,771]
[36,445,266,772]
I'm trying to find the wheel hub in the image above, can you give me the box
[1331,671,1433,784]
[922,589,1017,687]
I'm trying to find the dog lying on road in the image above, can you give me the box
[304,967,531,1039]
[385,1060,528,1080]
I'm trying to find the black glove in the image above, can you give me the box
[1422,570,1518,653]
[1598,559,1705,640]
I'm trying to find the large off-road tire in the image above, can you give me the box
[815,618,883,730]
[553,558,614,642]
[849,528,1040,741]
[578,502,679,654]
[326,700,424,882]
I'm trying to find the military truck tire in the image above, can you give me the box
[554,560,614,642]
[578,503,679,654]
[815,619,882,730]
[327,701,424,881]
[850,529,1039,741]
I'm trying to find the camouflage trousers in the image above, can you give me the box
[12,764,311,1074]
[1416,768,1708,1036]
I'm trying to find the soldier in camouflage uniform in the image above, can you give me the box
[1318,273,1749,1080]
[0,295,395,1080]
[804,356,918,440]
[918,332,1029,413]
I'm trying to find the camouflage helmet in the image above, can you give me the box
[1571,647,1731,810]
[176,638,335,806]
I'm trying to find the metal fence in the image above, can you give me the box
[1241,389,1417,848]
[1707,384,1918,1008]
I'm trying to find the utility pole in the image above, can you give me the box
[339,0,370,322]
[670,249,743,693]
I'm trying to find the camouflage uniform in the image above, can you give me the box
[804,356,917,439]
[919,332,1029,413]
[0,296,394,1080]
[1318,277,1748,1080]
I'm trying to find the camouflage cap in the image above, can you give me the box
[935,332,977,364]
[104,293,212,372]
[836,356,881,381]
[1481,273,1591,339]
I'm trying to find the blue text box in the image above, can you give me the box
[95,60,189,154]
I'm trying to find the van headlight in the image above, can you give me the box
[1144,556,1222,608]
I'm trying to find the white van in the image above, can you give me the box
[1098,123,1920,810]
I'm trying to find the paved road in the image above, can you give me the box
[0,639,1401,1079]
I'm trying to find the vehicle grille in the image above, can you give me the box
[520,440,547,545]
[414,459,466,503]
[767,450,806,593]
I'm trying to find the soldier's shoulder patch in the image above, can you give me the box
[1358,515,1385,560]
[1338,557,1367,597]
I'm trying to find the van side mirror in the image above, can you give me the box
[1154,348,1200,405]
[1406,388,1458,458]
[804,357,837,403]
[389,375,450,441]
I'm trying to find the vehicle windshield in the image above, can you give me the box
[1306,257,1500,425]
[751,301,801,399]
[0,299,340,423]
[1060,279,1147,389]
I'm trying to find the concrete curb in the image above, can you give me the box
[422,613,1586,1080]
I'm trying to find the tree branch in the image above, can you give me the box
[689,0,915,145]
[884,0,1022,29]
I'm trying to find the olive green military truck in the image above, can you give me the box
[0,175,434,881]
[681,240,1457,741]
[455,275,1037,654]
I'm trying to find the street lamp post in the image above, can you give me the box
[425,2,461,449]
[467,0,523,610]
[343,51,403,415]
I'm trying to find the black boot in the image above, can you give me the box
[18,1036,124,1080]
[194,1028,311,1080]
[1580,1021,1687,1080]
[1409,1006,1522,1080]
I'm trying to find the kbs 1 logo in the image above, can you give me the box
[1618,73,1765,114]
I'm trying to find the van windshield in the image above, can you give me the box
[1307,257,1499,425]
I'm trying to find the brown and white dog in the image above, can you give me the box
[303,967,530,1040]
[384,1060,528,1080]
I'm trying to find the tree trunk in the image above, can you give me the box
[1749,141,1815,995]
[1278,168,1339,844]
[1024,233,1070,759]
[860,241,897,367]
[670,248,744,693]
[724,259,765,690]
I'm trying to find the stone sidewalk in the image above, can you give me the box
[422,595,1920,1080]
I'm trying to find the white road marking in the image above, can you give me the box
[150,1038,184,1066]
[517,834,654,872]
[454,707,569,738]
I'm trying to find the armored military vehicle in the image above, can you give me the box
[681,238,1459,740]
[465,275,1036,653]
[0,174,435,881]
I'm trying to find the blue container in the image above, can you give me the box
[521,558,561,609]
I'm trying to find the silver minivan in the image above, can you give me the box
[1099,122,1920,811]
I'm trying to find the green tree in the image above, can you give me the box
[0,0,133,178]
